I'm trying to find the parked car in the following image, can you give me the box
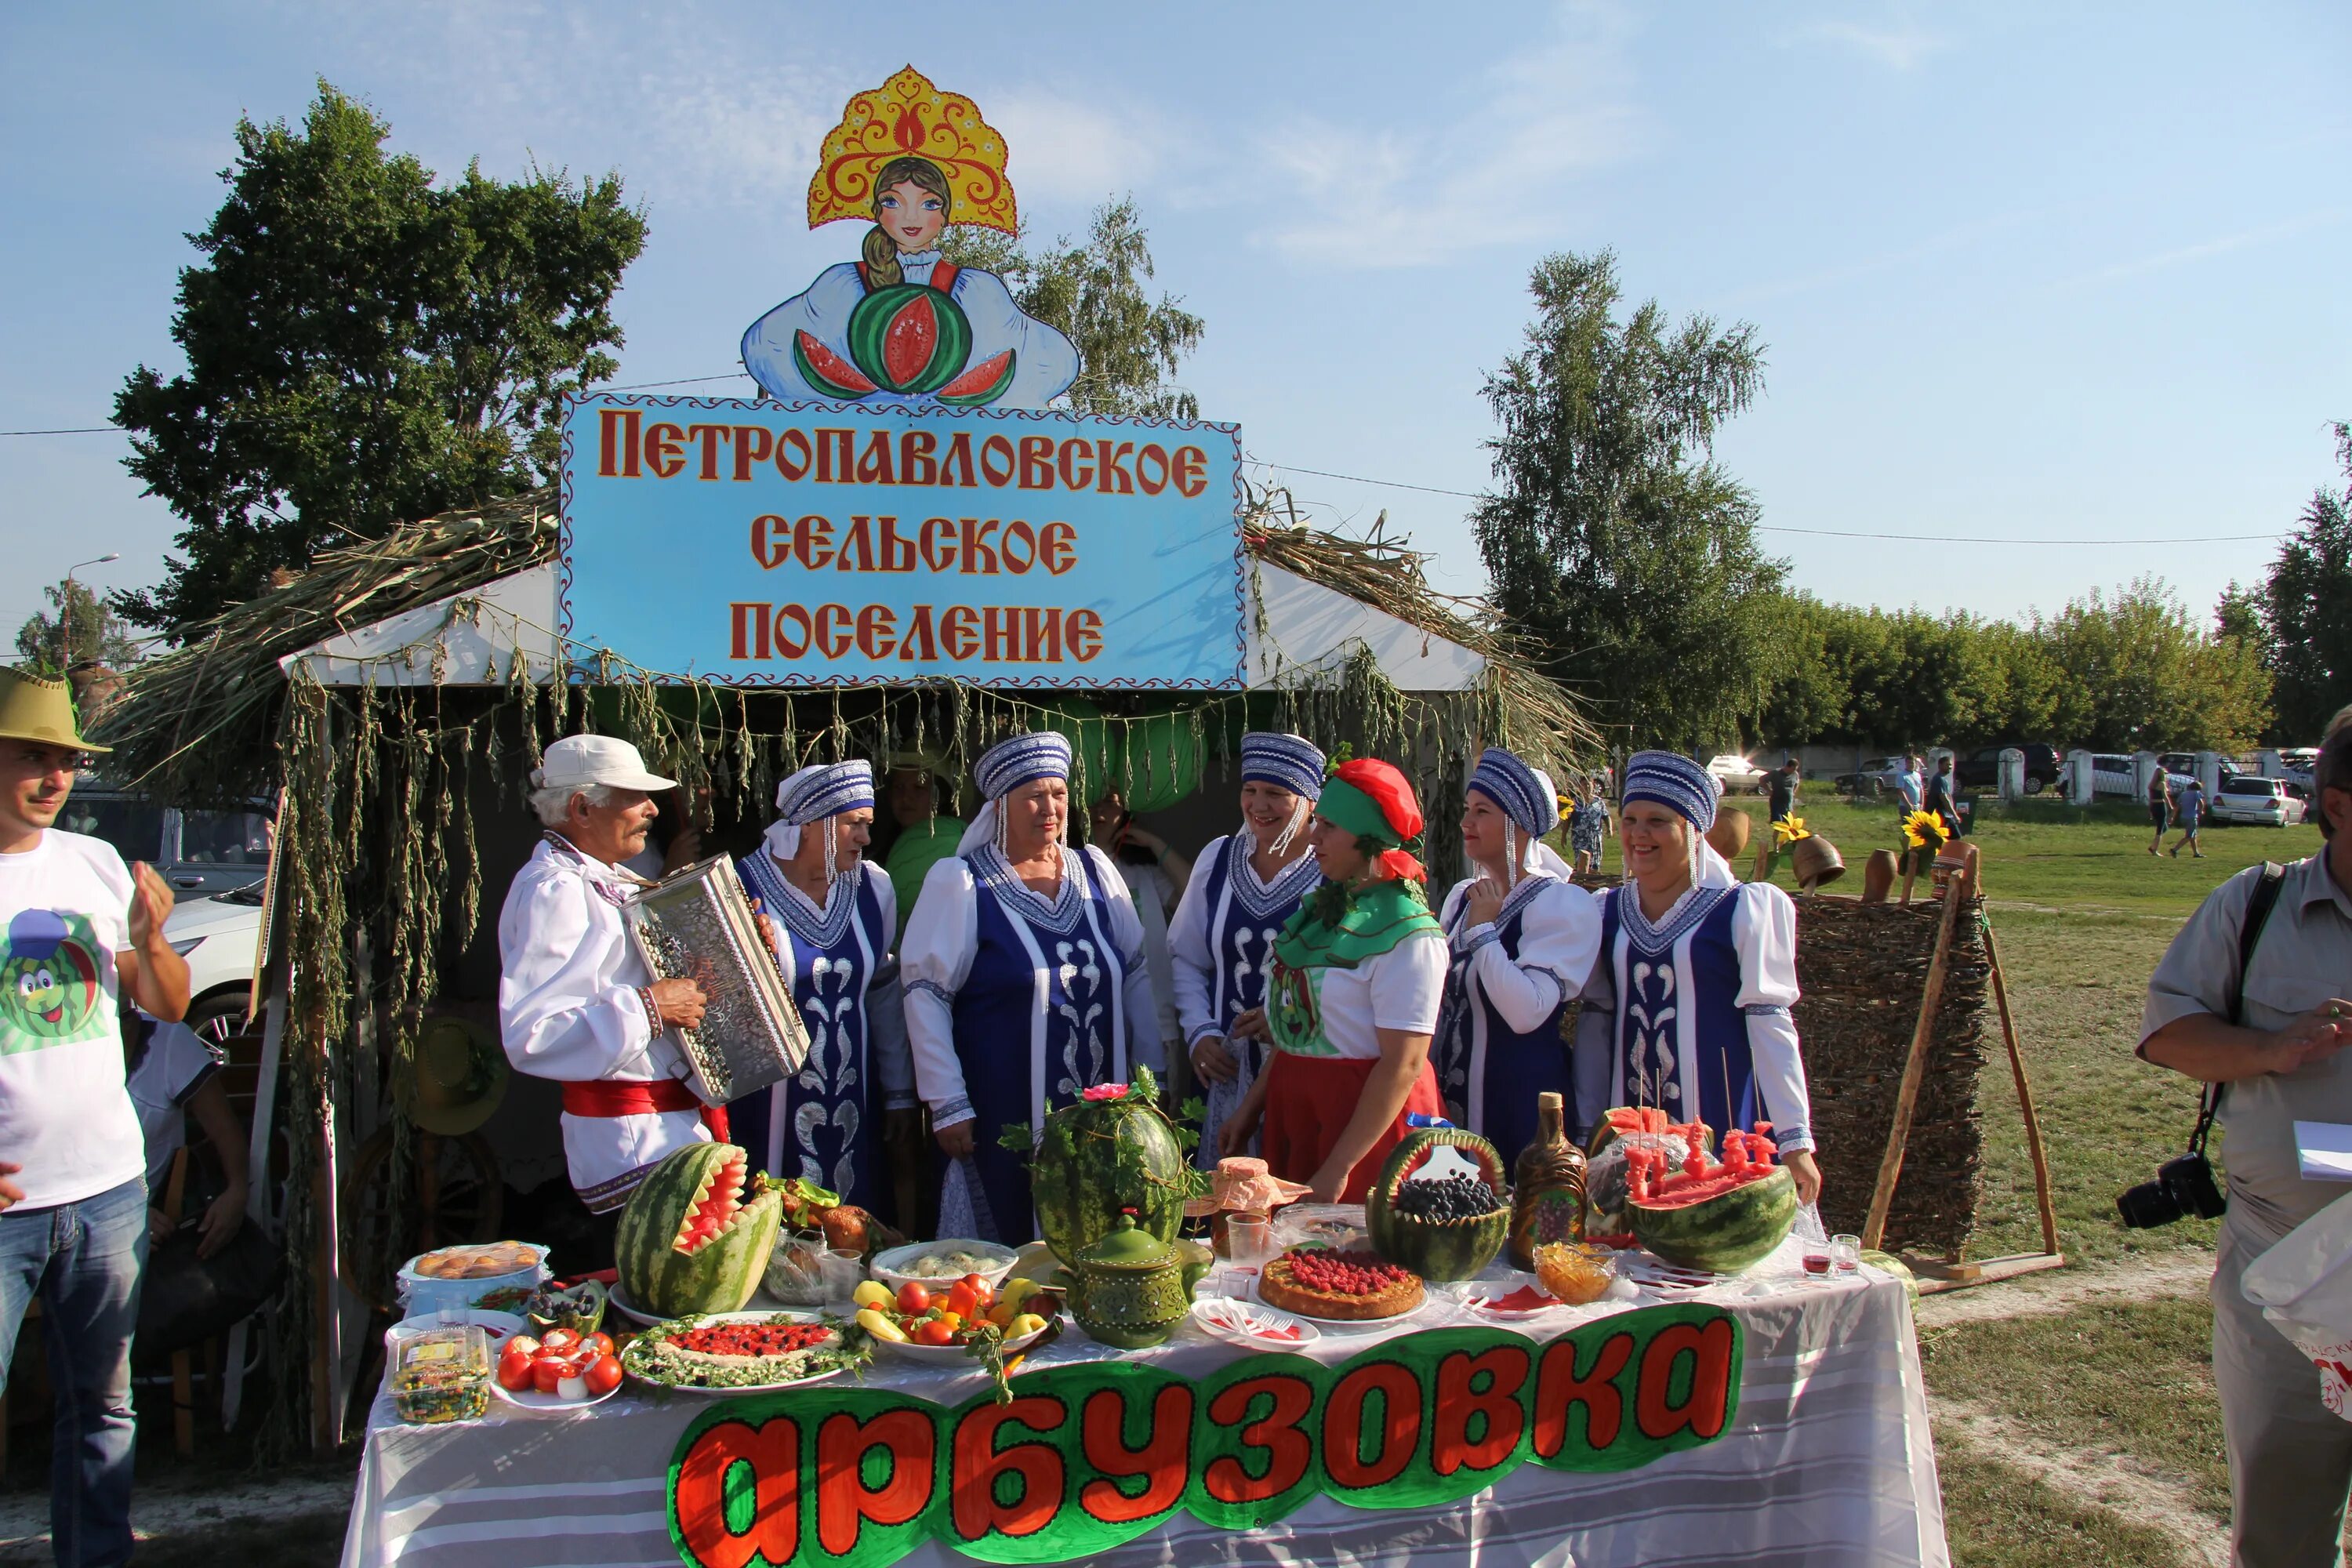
[1704,755,1768,795]
[2158,753,2241,782]
[2207,776,2307,828]
[59,783,274,898]
[1835,757,1909,800]
[1951,744,2060,796]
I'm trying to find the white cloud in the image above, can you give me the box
[1799,14,1949,71]
[2053,207,2349,289]
[985,90,1163,211]
[1243,2,1645,268]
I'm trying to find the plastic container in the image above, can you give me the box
[397,1240,549,1321]
[391,1316,491,1425]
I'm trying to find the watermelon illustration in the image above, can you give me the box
[614,1144,783,1319]
[936,348,1016,407]
[1625,1126,1797,1273]
[792,330,879,401]
[844,283,975,396]
[1030,1069,1191,1263]
[1366,1127,1511,1280]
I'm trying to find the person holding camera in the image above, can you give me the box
[2137,720,2352,1567]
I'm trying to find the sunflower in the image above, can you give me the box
[1772,815,1813,847]
[1901,809,1950,849]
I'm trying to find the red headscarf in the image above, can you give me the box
[1321,757,1427,883]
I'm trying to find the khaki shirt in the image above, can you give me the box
[2140,852,2352,1241]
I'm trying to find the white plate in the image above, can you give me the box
[490,1375,622,1413]
[1251,1276,1423,1330]
[873,1321,1054,1367]
[867,1240,1019,1296]
[386,1308,528,1348]
[1191,1295,1320,1348]
[622,1311,851,1396]
[1457,1290,1567,1322]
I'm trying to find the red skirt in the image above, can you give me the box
[1262,1051,1443,1204]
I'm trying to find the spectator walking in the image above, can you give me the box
[2169,777,2206,859]
[1923,754,1962,840]
[1766,758,1800,825]
[1894,753,1924,815]
[2138,721,2352,1566]
[2147,766,2174,856]
[1566,776,1610,879]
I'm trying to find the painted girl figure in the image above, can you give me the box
[742,154,1078,409]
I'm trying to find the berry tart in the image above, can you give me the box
[1257,1247,1424,1322]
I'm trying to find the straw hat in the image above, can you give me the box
[394,1014,509,1136]
[0,666,108,754]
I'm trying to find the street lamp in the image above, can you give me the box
[60,554,121,667]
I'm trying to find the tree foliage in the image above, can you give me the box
[1472,250,1786,750]
[2256,422,2352,742]
[944,196,1204,419]
[15,580,143,674]
[114,82,647,634]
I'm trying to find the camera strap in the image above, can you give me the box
[2191,860,2287,1156]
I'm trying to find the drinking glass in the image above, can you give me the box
[1830,1234,1862,1276]
[1225,1214,1274,1268]
[818,1248,866,1312]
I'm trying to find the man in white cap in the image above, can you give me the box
[498,735,711,1253]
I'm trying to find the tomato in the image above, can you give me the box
[584,1332,615,1358]
[496,1345,535,1392]
[895,1282,931,1315]
[531,1358,567,1396]
[507,1334,542,1360]
[583,1354,623,1397]
[540,1327,579,1353]
[946,1281,979,1320]
[913,1319,956,1346]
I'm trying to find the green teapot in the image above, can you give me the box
[1054,1214,1212,1349]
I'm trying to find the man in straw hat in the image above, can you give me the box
[498,735,712,1263]
[0,666,191,1568]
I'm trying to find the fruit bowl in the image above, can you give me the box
[868,1239,1019,1297]
[872,1320,1054,1367]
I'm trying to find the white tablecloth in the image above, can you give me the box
[344,1241,1948,1568]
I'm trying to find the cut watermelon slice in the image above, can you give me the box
[793,330,878,399]
[670,1149,750,1255]
[937,348,1016,407]
[881,294,938,387]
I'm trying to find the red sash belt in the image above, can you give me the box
[561,1078,729,1143]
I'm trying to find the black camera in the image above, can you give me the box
[2115,1151,2227,1229]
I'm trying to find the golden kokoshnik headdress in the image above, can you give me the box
[806,66,1021,235]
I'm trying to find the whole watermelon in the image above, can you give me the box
[1629,1165,1796,1273]
[1366,1127,1511,1280]
[845,284,974,396]
[1032,1069,1190,1261]
[615,1143,783,1319]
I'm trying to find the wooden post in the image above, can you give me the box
[1861,855,1973,1250]
[310,1011,341,1456]
[1981,909,2063,1258]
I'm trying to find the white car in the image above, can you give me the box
[1704,755,1768,795]
[162,883,266,1040]
[2207,777,2307,828]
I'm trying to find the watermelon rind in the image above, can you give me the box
[793,330,878,400]
[1628,1163,1796,1273]
[614,1144,785,1319]
[1367,1128,1510,1280]
[846,283,973,395]
[1032,1073,1189,1262]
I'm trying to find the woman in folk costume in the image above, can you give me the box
[902,732,1160,1240]
[732,760,915,1213]
[1435,748,1603,1160]
[1168,733,1328,1167]
[1219,759,1447,1203]
[1572,752,1822,1203]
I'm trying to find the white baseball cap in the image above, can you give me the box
[533,735,678,794]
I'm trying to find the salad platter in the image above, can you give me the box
[619,1311,868,1395]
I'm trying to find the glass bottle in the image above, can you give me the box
[1509,1091,1587,1269]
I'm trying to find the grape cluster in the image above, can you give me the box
[1390,1173,1504,1223]
[1285,1250,1412,1294]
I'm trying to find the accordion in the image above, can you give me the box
[624,855,809,1106]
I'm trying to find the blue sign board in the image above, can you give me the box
[559,394,1243,688]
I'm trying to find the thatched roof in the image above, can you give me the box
[93,485,1596,803]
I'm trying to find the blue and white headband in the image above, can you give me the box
[1621,751,1719,833]
[764,760,877,871]
[1239,732,1325,802]
[1468,747,1559,838]
[972,731,1073,801]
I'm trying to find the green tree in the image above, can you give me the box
[2259,423,2352,742]
[2037,577,2270,751]
[16,579,143,674]
[1474,250,1784,750]
[114,82,647,634]
[944,196,1204,418]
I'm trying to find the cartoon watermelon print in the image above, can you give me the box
[0,909,107,1049]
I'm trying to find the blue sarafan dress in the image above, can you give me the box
[1571,861,1817,1156]
[1167,830,1324,1167]
[902,841,1160,1241]
[733,853,912,1210]
[1433,866,1602,1161]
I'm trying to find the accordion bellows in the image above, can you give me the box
[625,856,810,1105]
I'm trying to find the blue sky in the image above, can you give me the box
[2,1,2345,648]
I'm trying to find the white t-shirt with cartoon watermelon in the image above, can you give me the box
[0,829,143,1210]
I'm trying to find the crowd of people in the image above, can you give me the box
[494,728,1825,1247]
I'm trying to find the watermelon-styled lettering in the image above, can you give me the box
[949,1396,1067,1543]
[1321,1362,1421,1490]
[1023,608,1062,663]
[813,428,855,484]
[959,519,1000,575]
[673,1416,797,1568]
[855,605,897,660]
[1067,609,1103,662]
[1057,438,1094,492]
[1000,520,1036,574]
[1635,1319,1735,1442]
[898,604,939,662]
[919,517,957,573]
[773,604,814,659]
[940,606,979,660]
[731,425,772,481]
[687,423,731,481]
[1040,522,1076,575]
[855,431,895,486]
[729,603,771,661]
[795,515,835,571]
[897,430,937,486]
[878,517,915,572]
[1078,1384,1192,1525]
[813,604,855,660]
[1532,1329,1634,1458]
[1172,445,1207,498]
[939,433,978,487]
[1095,440,1134,495]
[1018,436,1054,490]
[751,515,790,570]
[979,434,1016,488]
[1202,1374,1317,1505]
[644,422,687,479]
[982,608,1020,663]
[1431,1345,1529,1476]
[597,405,642,477]
[814,1409,934,1559]
[1134,443,1169,495]
[774,427,813,482]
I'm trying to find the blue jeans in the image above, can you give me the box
[0,1177,147,1568]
